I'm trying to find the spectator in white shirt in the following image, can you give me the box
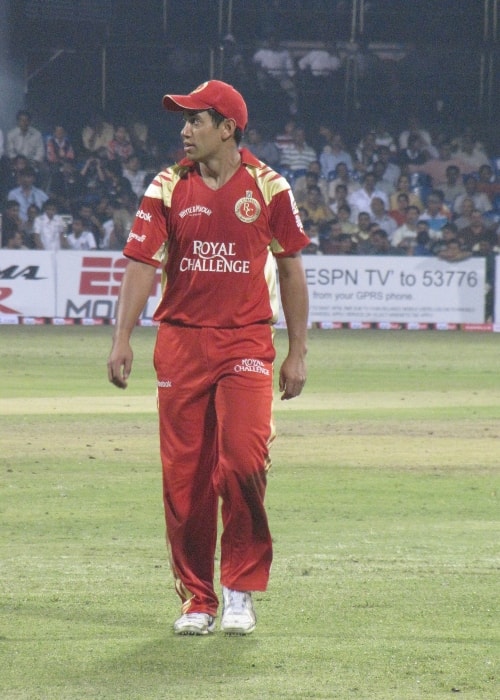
[348,172,389,213]
[298,42,341,77]
[122,154,147,199]
[33,199,67,251]
[6,110,45,166]
[65,215,97,250]
[253,35,298,114]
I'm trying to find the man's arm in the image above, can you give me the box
[276,252,309,400]
[107,259,157,389]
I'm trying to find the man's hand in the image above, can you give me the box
[278,354,307,400]
[107,339,133,389]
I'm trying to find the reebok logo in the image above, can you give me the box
[157,380,172,388]
[136,209,152,222]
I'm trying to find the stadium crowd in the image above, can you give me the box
[1,35,499,286]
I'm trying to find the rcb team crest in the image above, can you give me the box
[235,190,261,223]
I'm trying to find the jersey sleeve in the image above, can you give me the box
[268,187,310,257]
[122,169,173,267]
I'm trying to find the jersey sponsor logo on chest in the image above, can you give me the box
[180,239,250,274]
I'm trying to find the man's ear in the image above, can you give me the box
[221,118,237,141]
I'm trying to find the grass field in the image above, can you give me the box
[1,325,499,699]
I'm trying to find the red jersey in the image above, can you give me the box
[123,148,308,327]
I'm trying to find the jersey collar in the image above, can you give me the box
[178,147,261,169]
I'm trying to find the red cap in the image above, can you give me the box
[162,80,248,131]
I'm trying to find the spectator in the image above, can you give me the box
[434,224,472,260]
[365,228,404,255]
[348,171,389,214]
[108,192,138,250]
[440,164,466,210]
[353,130,378,176]
[372,160,396,199]
[398,133,430,170]
[33,198,67,250]
[6,110,45,167]
[370,196,398,239]
[389,192,410,226]
[336,232,358,255]
[253,35,297,114]
[45,125,75,169]
[392,205,421,250]
[79,150,107,199]
[219,33,251,89]
[48,159,86,211]
[419,190,452,239]
[452,128,490,171]
[280,126,317,175]
[7,166,48,222]
[476,163,500,208]
[409,140,475,188]
[327,162,360,203]
[295,184,333,225]
[298,41,341,78]
[122,154,148,199]
[107,125,134,163]
[372,118,397,153]
[65,215,98,250]
[337,204,358,235]
[274,118,296,152]
[374,145,401,188]
[453,175,492,215]
[454,197,475,231]
[1,200,23,248]
[101,159,134,202]
[1,154,29,197]
[320,219,344,255]
[389,173,423,212]
[329,182,358,221]
[412,227,434,256]
[3,228,28,249]
[459,209,498,252]
[318,131,353,179]
[301,220,322,255]
[22,203,41,248]
[398,115,436,154]
[297,42,342,117]
[243,126,281,168]
[77,201,105,248]
[353,211,373,253]
[81,112,114,154]
[292,161,328,203]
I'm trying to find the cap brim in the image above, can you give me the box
[162,94,211,112]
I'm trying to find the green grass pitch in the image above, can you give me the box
[0,325,499,699]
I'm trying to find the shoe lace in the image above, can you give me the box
[228,589,248,613]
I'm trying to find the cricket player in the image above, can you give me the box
[107,80,309,635]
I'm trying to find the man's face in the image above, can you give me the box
[181,110,225,162]
[17,114,30,132]
[427,195,442,215]
[371,197,385,216]
[358,213,371,231]
[364,174,376,192]
[406,207,419,225]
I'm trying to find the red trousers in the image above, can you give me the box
[154,323,276,616]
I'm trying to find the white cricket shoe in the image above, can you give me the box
[220,586,256,635]
[173,612,215,635]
